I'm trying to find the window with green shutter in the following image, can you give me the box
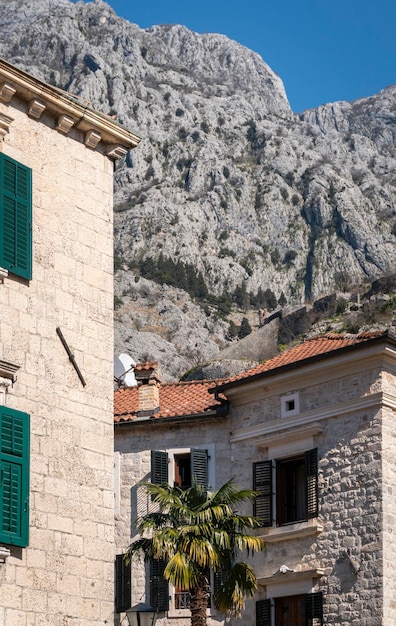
[0,153,32,280]
[115,553,131,613]
[253,449,318,527]
[150,558,169,611]
[0,406,30,547]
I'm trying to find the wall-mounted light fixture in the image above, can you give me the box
[125,603,157,626]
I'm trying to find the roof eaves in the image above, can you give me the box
[210,331,396,394]
[114,407,228,427]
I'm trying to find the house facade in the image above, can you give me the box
[114,363,230,626]
[115,331,396,626]
[0,58,139,625]
[212,330,396,626]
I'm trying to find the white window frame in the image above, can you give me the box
[281,391,300,418]
[167,444,215,492]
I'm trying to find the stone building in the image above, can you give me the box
[114,362,229,626]
[212,330,396,626]
[0,58,139,625]
[115,331,396,626]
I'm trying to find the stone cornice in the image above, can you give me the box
[230,391,386,444]
[258,567,325,586]
[0,358,20,383]
[0,58,141,157]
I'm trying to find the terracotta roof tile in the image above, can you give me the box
[213,330,388,390]
[114,379,225,424]
[135,361,158,372]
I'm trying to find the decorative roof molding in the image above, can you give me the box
[28,98,46,119]
[0,112,13,139]
[56,114,75,135]
[0,358,20,383]
[84,129,101,149]
[0,81,16,103]
[0,58,141,158]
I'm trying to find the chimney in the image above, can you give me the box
[135,362,161,415]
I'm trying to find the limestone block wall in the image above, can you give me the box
[381,402,396,624]
[227,367,386,626]
[114,417,231,626]
[0,96,115,625]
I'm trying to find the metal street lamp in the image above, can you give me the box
[125,603,157,626]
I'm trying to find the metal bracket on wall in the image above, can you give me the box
[56,327,86,387]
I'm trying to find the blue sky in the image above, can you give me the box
[75,0,395,112]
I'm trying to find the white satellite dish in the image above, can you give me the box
[114,353,137,387]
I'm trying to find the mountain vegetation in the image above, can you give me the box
[1,0,395,379]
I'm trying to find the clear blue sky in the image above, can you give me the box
[75,0,395,112]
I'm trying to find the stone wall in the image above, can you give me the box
[114,416,231,626]
[0,93,115,625]
[227,363,388,626]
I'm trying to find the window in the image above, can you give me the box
[151,448,209,490]
[0,154,32,280]
[281,392,300,418]
[256,593,323,626]
[253,449,318,527]
[150,558,169,611]
[115,553,131,613]
[0,406,30,547]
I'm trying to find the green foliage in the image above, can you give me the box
[222,166,230,179]
[291,193,300,206]
[145,165,155,180]
[114,295,123,310]
[126,481,264,623]
[246,120,258,150]
[238,317,252,339]
[280,186,289,201]
[191,131,200,143]
[278,291,287,307]
[271,248,281,265]
[138,254,208,300]
[283,249,297,267]
[227,320,238,339]
[175,107,184,117]
[205,293,232,315]
[114,254,123,271]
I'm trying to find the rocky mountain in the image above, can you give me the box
[1,0,395,380]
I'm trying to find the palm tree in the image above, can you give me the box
[125,480,265,626]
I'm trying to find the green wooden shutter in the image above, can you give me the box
[253,461,272,527]
[305,448,318,519]
[0,154,32,280]
[151,450,168,485]
[305,592,323,625]
[0,406,30,547]
[256,599,271,626]
[150,559,169,611]
[191,448,208,489]
[115,553,131,613]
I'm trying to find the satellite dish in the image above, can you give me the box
[114,353,137,387]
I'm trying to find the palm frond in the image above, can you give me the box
[214,562,257,616]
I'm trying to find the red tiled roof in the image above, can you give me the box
[114,379,225,424]
[212,330,389,391]
[135,361,158,372]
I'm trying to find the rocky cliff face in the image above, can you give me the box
[1,0,395,379]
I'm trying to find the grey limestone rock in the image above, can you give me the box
[1,0,396,379]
